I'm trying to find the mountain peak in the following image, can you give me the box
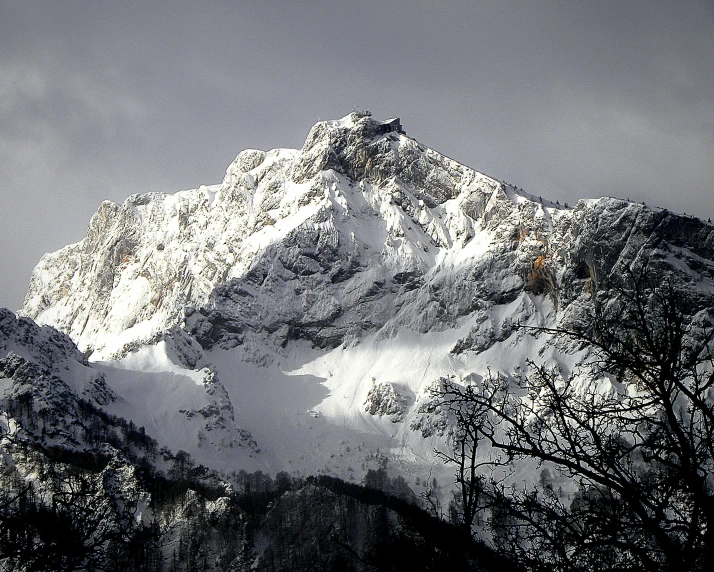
[9,112,714,524]
[23,112,713,368]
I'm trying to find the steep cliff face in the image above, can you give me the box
[22,114,541,357]
[23,112,516,359]
[15,112,714,482]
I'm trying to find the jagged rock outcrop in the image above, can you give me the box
[364,381,412,422]
[1,303,259,471]
[0,308,88,372]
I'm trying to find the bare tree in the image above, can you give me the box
[438,272,714,571]
[433,381,505,536]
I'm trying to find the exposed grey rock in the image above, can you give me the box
[364,381,412,422]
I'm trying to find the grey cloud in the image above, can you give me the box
[1,0,713,309]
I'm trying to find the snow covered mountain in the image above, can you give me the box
[10,111,714,489]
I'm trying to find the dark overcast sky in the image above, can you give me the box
[1,0,713,311]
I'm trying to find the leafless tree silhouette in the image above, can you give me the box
[437,270,714,571]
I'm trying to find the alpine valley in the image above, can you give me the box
[3,112,714,571]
